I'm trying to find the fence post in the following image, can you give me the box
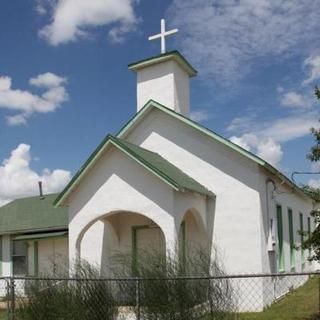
[136,277,141,320]
[9,278,15,320]
[318,274,320,316]
[208,278,213,318]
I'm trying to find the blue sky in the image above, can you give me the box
[1,0,320,204]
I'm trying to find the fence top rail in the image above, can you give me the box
[0,271,319,282]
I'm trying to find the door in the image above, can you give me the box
[132,225,164,273]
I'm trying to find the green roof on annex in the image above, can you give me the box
[0,193,68,234]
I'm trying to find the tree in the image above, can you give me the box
[302,86,320,261]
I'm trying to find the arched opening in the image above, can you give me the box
[78,211,166,276]
[178,209,209,272]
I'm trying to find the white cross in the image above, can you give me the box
[148,19,178,54]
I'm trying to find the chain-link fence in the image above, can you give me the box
[0,272,319,319]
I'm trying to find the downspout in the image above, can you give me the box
[266,178,276,251]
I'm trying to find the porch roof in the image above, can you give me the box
[55,135,214,206]
[113,137,213,197]
[0,193,68,234]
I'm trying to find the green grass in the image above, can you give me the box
[240,277,320,320]
[0,310,7,320]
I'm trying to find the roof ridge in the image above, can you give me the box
[117,99,309,200]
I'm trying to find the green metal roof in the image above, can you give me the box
[54,135,213,206]
[112,136,213,197]
[55,99,311,206]
[128,50,197,77]
[117,100,310,200]
[0,193,68,234]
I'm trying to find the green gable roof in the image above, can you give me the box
[117,100,309,200]
[54,135,213,206]
[0,193,68,234]
[55,99,310,206]
[113,137,213,197]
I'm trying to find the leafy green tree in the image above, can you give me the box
[302,86,320,261]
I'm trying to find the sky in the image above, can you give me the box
[1,0,320,205]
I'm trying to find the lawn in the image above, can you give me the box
[239,277,319,320]
[0,310,6,320]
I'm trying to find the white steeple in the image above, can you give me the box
[128,19,197,117]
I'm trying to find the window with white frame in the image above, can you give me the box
[12,241,28,276]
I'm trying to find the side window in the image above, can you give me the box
[287,208,295,269]
[277,205,285,271]
[299,213,305,265]
[308,217,311,260]
[12,241,28,276]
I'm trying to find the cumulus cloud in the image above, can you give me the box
[228,112,318,167]
[0,72,68,125]
[230,134,283,167]
[0,144,71,206]
[190,109,212,122]
[167,0,320,82]
[38,0,138,46]
[29,72,67,88]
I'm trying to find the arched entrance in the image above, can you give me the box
[179,209,209,271]
[77,211,166,275]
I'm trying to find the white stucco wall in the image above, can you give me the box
[121,108,318,310]
[136,60,190,116]
[258,170,316,275]
[124,108,263,275]
[67,143,210,273]
[38,237,68,276]
[2,235,11,277]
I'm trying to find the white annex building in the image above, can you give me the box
[0,20,318,311]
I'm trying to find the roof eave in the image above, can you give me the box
[128,51,197,77]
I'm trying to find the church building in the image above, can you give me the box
[0,20,317,311]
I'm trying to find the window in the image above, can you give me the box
[308,217,311,260]
[288,208,295,269]
[277,205,285,271]
[299,213,305,265]
[12,241,28,276]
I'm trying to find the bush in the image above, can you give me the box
[15,249,236,319]
[16,262,117,320]
[111,248,237,319]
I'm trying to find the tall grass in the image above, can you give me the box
[111,248,237,319]
[16,262,117,320]
[15,249,236,319]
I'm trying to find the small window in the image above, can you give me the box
[277,205,285,271]
[299,213,305,265]
[12,241,28,276]
[288,209,295,269]
[308,217,311,260]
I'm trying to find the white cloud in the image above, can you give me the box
[230,134,283,167]
[256,138,283,166]
[0,73,68,125]
[228,112,318,167]
[0,144,71,206]
[280,91,311,109]
[38,0,138,46]
[303,55,320,85]
[190,110,212,122]
[167,0,320,82]
[29,72,67,88]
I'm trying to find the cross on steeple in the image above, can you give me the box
[148,19,178,54]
